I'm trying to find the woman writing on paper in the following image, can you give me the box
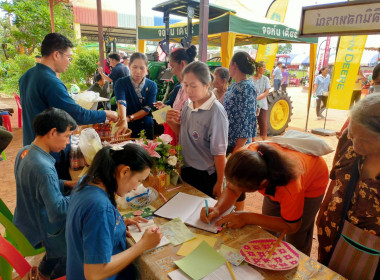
[166,61,228,199]
[154,46,197,145]
[200,143,329,255]
[66,144,163,280]
[114,52,157,139]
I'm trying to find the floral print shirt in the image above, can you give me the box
[223,79,257,147]
[317,129,380,263]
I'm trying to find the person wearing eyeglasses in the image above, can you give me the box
[19,33,118,180]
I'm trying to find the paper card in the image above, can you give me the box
[218,244,245,266]
[128,219,170,249]
[160,218,195,246]
[122,206,156,218]
[152,106,171,124]
[174,241,226,280]
[168,263,264,280]
[177,234,217,256]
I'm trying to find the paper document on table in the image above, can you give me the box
[160,218,195,246]
[152,106,171,124]
[128,219,170,249]
[174,241,226,280]
[168,263,264,280]
[177,234,217,256]
[154,192,234,233]
[218,244,244,266]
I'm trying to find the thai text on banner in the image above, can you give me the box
[255,0,289,71]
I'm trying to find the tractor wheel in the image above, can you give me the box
[267,91,293,136]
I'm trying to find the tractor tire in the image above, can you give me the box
[267,91,293,136]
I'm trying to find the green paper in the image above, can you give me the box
[174,241,226,280]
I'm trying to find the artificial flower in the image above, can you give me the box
[167,156,178,166]
[142,141,161,158]
[159,134,173,144]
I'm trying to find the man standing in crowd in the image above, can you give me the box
[98,53,130,85]
[19,33,118,178]
[272,62,283,92]
[14,108,76,279]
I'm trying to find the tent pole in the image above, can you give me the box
[199,0,209,62]
[96,0,104,69]
[305,43,317,132]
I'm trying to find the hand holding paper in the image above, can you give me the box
[152,106,171,124]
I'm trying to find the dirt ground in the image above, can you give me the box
[0,86,348,268]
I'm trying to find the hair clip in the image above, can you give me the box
[111,145,124,151]
[257,151,263,157]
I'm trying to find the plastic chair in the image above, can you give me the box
[0,236,66,280]
[0,198,45,257]
[0,112,12,132]
[0,236,31,280]
[13,92,22,128]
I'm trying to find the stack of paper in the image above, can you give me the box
[154,192,234,233]
[174,241,226,280]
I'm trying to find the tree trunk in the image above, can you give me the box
[1,43,9,60]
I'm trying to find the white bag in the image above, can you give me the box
[78,128,102,165]
[311,96,317,108]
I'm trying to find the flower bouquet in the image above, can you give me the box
[138,131,183,192]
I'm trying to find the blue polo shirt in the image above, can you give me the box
[314,74,331,96]
[66,184,127,280]
[19,63,106,146]
[114,76,157,126]
[180,95,228,174]
[273,66,283,80]
[13,144,70,258]
[109,63,129,84]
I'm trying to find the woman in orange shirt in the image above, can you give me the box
[200,142,329,255]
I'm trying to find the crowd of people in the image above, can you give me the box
[2,31,379,280]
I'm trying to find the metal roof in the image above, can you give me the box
[152,0,235,19]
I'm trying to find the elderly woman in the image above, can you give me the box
[317,94,380,280]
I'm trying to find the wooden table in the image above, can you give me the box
[70,169,345,280]
[123,184,346,280]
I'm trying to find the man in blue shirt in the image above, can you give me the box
[98,53,130,110]
[14,108,77,279]
[19,33,118,178]
[272,62,283,91]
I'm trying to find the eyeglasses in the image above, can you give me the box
[59,51,72,62]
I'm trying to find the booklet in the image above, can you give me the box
[152,105,171,124]
[153,192,234,233]
[128,219,170,249]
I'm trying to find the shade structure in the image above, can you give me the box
[138,12,317,46]
[289,53,310,66]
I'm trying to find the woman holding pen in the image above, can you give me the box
[200,142,329,256]
[66,144,163,279]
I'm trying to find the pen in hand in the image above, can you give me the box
[205,199,210,225]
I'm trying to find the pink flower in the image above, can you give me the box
[159,134,173,145]
[142,141,161,158]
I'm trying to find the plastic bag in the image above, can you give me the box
[311,95,317,108]
[72,91,100,110]
[124,184,158,209]
[78,128,102,165]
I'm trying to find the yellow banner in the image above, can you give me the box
[255,0,289,69]
[327,35,367,110]
[256,44,278,72]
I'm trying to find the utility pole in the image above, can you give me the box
[136,0,141,51]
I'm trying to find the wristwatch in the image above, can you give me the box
[128,115,134,122]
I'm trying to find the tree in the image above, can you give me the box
[277,43,292,54]
[0,0,74,57]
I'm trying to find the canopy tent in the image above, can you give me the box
[287,49,379,67]
[138,12,317,67]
